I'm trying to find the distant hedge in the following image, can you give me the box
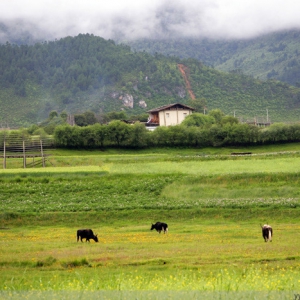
[52,121,300,149]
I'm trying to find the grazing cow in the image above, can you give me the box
[77,229,98,243]
[261,224,273,242]
[151,222,168,234]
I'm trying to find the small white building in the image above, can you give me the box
[146,103,194,127]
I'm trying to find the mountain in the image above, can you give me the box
[0,34,188,127]
[1,33,300,127]
[125,30,300,87]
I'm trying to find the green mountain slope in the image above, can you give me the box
[215,31,300,86]
[0,34,186,126]
[183,59,300,122]
[126,30,300,87]
[1,34,300,127]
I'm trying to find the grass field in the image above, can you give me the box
[1,145,300,299]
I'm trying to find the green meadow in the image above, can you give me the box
[1,145,300,299]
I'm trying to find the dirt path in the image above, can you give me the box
[178,64,196,100]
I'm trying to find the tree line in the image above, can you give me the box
[2,110,300,149]
[53,115,300,149]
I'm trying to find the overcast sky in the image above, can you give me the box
[1,0,300,42]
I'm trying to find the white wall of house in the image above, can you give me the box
[158,109,192,126]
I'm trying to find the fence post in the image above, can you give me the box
[40,138,45,167]
[3,138,6,169]
[23,139,26,168]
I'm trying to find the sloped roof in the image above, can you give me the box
[147,103,195,113]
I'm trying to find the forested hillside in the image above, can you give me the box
[1,33,300,127]
[0,34,187,127]
[126,30,300,87]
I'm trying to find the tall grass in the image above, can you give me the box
[1,172,300,214]
[1,223,300,293]
[105,157,300,175]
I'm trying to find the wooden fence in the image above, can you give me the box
[0,132,54,169]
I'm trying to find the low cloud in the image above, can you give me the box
[1,0,300,43]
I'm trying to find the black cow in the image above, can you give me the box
[77,229,98,242]
[151,222,168,234]
[261,224,273,242]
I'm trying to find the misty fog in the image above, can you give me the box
[1,0,300,43]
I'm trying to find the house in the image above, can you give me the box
[146,103,194,128]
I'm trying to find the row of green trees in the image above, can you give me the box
[26,109,150,136]
[2,110,300,149]
[53,120,300,149]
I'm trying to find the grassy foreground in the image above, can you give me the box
[1,145,300,298]
[1,221,300,289]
